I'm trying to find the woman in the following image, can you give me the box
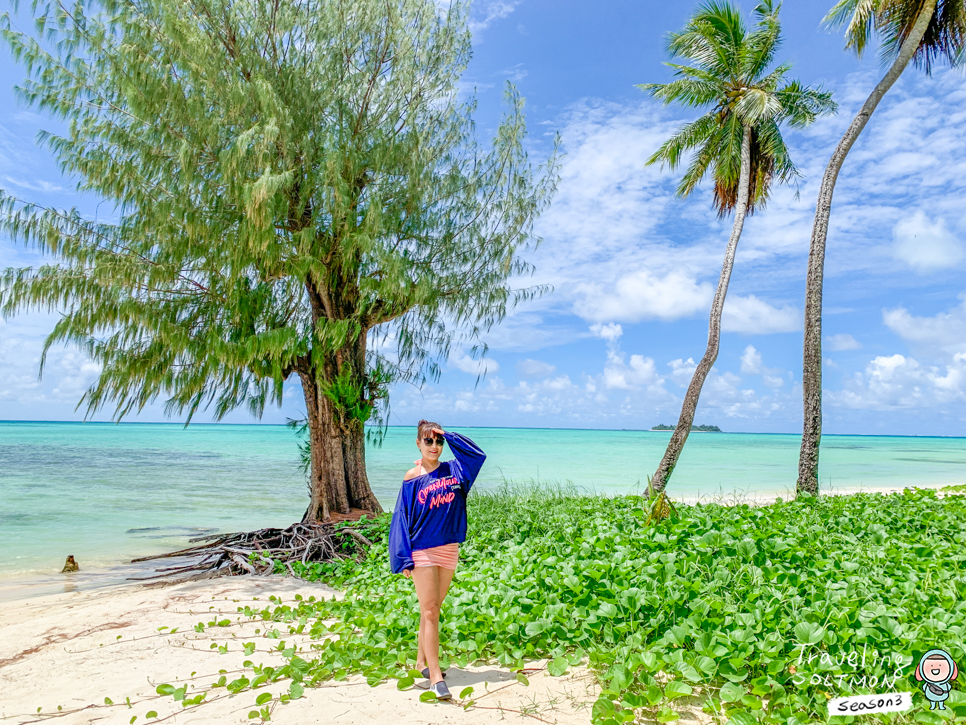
[388,420,486,701]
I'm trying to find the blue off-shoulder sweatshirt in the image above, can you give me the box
[388,432,486,574]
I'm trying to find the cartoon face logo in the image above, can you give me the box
[915,649,959,711]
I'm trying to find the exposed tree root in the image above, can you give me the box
[129,520,378,582]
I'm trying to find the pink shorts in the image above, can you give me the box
[412,543,459,570]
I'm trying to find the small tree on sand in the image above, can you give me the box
[797,0,965,495]
[0,0,557,521]
[639,0,834,494]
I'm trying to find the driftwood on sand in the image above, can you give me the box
[128,520,377,583]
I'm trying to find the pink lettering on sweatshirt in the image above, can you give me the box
[417,477,458,505]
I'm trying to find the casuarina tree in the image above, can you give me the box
[639,0,835,494]
[0,0,558,521]
[797,0,965,495]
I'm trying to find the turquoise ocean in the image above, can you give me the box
[2,421,964,599]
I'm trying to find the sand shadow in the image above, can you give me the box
[413,667,519,690]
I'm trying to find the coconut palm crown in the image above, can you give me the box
[826,0,966,72]
[640,0,836,217]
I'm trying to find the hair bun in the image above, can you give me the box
[416,419,443,436]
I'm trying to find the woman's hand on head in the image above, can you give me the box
[431,427,446,437]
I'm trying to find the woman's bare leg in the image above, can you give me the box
[415,611,427,671]
[414,567,455,673]
[412,566,444,683]
[438,567,455,604]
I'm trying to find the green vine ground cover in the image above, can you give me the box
[155,487,966,724]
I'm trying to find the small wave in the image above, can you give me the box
[895,457,965,465]
[126,526,219,535]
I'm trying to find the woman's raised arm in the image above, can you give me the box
[442,430,486,492]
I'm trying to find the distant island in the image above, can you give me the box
[651,424,723,432]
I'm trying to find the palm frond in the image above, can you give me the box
[743,1,783,80]
[775,80,837,128]
[755,119,799,184]
[678,126,727,199]
[696,2,748,77]
[711,114,746,215]
[646,112,720,171]
[734,87,783,123]
[637,76,722,109]
[754,61,793,93]
[667,22,731,78]
[825,0,965,70]
[879,0,966,73]
[824,0,878,55]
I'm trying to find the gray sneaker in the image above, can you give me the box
[430,681,452,700]
[420,668,446,680]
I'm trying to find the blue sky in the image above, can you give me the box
[1,0,965,435]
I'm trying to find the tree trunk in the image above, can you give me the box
[650,123,752,495]
[341,336,383,512]
[343,423,381,511]
[298,338,384,522]
[797,0,937,496]
[300,371,332,522]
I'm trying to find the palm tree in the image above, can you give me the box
[640,0,835,495]
[797,0,965,495]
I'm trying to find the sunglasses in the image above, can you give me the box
[422,437,445,447]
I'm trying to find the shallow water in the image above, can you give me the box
[1,421,964,591]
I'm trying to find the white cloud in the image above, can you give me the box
[882,295,966,355]
[50,351,103,399]
[525,100,731,327]
[668,358,697,387]
[543,375,574,391]
[829,353,966,409]
[589,321,667,392]
[740,345,764,374]
[480,310,583,352]
[575,269,713,323]
[0,314,106,412]
[739,345,785,388]
[590,322,623,342]
[468,0,520,33]
[500,64,528,83]
[826,333,862,351]
[516,358,556,379]
[448,348,500,375]
[722,295,799,334]
[453,392,479,412]
[603,350,662,390]
[932,353,966,399]
[3,175,65,193]
[893,211,964,272]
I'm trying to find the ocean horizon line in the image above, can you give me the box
[1,418,964,439]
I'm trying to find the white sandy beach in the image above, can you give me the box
[0,575,637,725]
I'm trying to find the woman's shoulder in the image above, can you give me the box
[403,466,423,482]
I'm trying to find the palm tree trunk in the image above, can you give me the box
[797,0,938,496]
[650,123,752,495]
